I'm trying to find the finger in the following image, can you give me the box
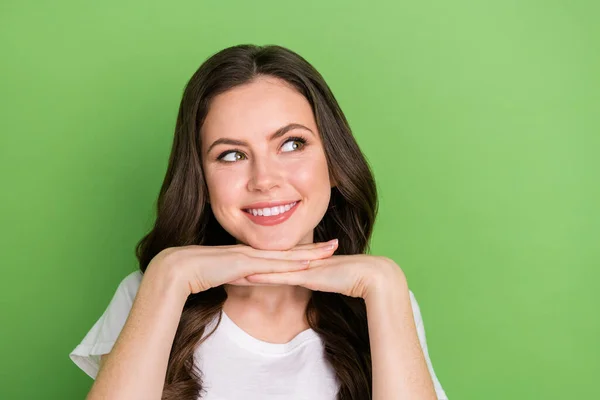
[227,277,250,285]
[221,240,336,252]
[291,239,338,250]
[237,254,312,277]
[247,268,329,292]
[248,240,338,261]
[246,270,311,286]
[243,239,337,253]
[226,277,269,286]
[216,239,338,260]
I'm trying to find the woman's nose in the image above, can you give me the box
[247,157,283,193]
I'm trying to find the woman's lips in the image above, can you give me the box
[243,201,300,226]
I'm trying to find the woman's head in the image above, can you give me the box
[146,44,377,257]
[201,75,332,250]
[136,44,376,399]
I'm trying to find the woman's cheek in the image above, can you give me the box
[287,162,311,180]
[206,167,246,202]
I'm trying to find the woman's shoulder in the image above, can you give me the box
[116,270,143,295]
[101,269,144,316]
[407,289,425,326]
[100,270,143,313]
[69,269,144,379]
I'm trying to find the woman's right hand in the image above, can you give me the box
[145,239,339,297]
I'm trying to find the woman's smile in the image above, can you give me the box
[242,200,301,226]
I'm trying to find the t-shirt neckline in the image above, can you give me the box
[219,310,320,355]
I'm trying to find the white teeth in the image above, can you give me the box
[246,201,297,217]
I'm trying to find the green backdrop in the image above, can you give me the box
[1,1,598,399]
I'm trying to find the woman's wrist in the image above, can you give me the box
[144,257,191,305]
[363,257,409,302]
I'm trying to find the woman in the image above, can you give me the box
[70,44,448,400]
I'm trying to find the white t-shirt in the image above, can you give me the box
[70,271,448,399]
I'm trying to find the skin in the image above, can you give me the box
[90,75,438,399]
[200,75,334,341]
[198,75,437,398]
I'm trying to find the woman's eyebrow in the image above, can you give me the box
[206,123,314,154]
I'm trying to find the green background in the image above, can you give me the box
[1,0,598,398]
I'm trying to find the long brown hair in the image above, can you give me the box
[135,44,378,400]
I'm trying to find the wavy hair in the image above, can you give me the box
[135,44,378,400]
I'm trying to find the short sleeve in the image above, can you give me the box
[409,290,449,400]
[69,270,143,379]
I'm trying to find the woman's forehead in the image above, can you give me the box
[201,77,317,143]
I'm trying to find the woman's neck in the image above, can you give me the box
[222,284,313,342]
[224,233,315,331]
[223,283,312,316]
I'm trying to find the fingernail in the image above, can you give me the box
[300,260,310,265]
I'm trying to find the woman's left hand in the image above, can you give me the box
[245,243,407,299]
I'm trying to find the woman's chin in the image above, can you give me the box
[234,229,313,251]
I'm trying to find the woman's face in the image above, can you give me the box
[201,76,332,250]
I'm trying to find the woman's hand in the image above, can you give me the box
[145,239,339,297]
[245,244,406,299]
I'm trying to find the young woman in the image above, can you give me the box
[70,44,448,400]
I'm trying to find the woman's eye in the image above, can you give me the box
[281,137,306,152]
[217,137,306,162]
[219,151,246,162]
